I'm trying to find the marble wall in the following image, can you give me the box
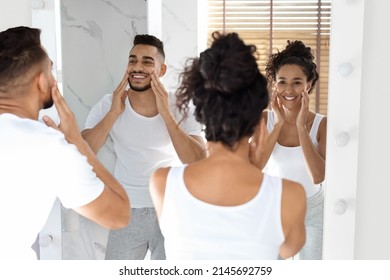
[161,0,206,93]
[59,0,203,259]
[61,0,148,175]
[60,0,147,260]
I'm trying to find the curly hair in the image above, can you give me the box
[176,32,269,149]
[0,26,47,93]
[265,40,319,94]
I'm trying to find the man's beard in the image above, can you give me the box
[43,95,54,109]
[128,77,152,92]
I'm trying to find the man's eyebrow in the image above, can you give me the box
[128,54,155,61]
[142,56,155,61]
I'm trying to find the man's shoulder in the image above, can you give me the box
[167,92,177,105]
[97,93,113,104]
[167,93,195,118]
[1,115,71,152]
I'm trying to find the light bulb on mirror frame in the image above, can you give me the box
[337,62,353,77]
[31,0,45,10]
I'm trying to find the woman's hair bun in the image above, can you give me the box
[284,40,315,61]
[199,32,259,95]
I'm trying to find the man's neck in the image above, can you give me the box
[0,98,39,120]
[128,89,158,117]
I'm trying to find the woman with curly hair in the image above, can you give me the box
[262,40,327,260]
[149,32,306,260]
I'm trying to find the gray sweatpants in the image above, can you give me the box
[299,185,324,260]
[105,208,166,260]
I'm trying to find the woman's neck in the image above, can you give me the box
[206,138,251,161]
[283,106,300,125]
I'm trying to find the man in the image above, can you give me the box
[0,26,130,260]
[82,34,206,260]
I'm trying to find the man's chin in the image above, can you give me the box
[129,84,151,92]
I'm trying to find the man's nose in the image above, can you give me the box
[129,62,144,72]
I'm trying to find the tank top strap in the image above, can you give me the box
[261,173,283,200]
[309,113,324,145]
[266,110,276,132]
[165,165,187,198]
[267,110,323,146]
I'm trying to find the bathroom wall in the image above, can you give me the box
[61,0,147,170]
[59,0,147,259]
[0,0,31,31]
[59,0,202,259]
[161,0,207,93]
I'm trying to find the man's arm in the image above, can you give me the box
[150,72,207,163]
[73,140,130,229]
[164,117,207,163]
[81,111,120,154]
[81,72,129,154]
[43,85,130,229]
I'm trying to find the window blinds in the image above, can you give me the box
[207,0,331,114]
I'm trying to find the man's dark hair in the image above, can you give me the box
[133,34,165,61]
[0,26,47,93]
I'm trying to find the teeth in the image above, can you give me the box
[133,75,146,79]
[284,96,296,100]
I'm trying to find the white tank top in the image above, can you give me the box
[160,165,285,260]
[263,110,324,198]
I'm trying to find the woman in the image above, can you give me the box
[262,40,327,260]
[149,32,306,260]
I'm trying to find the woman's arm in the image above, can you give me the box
[149,167,170,220]
[279,179,306,259]
[298,117,327,184]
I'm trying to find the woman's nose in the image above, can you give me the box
[284,84,293,93]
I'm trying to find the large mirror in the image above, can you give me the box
[32,0,389,260]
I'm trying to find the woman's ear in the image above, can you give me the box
[305,82,312,92]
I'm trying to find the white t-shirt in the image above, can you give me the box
[0,113,104,260]
[84,93,202,208]
[160,165,285,260]
[263,110,324,198]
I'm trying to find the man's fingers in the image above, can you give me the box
[116,72,129,92]
[120,72,129,86]
[121,90,128,101]
[42,115,58,130]
[51,84,69,115]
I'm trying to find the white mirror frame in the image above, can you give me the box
[322,0,365,259]
[33,0,390,260]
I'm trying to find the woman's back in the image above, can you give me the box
[149,31,306,260]
[159,162,284,260]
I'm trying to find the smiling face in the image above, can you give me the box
[274,64,311,109]
[126,44,165,92]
